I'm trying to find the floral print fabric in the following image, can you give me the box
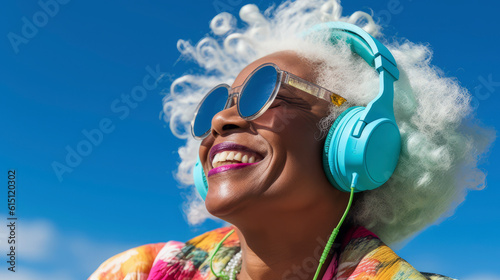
[89,226,454,280]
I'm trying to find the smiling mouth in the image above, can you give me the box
[212,151,261,168]
[208,143,264,177]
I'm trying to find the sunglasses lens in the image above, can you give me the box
[239,65,279,118]
[193,86,229,138]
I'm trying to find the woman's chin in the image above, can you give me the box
[205,192,245,219]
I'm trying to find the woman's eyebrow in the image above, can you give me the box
[277,85,313,109]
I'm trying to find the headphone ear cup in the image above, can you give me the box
[193,158,208,200]
[323,107,363,191]
[324,107,401,192]
[347,117,400,191]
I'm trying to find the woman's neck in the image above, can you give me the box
[229,192,350,280]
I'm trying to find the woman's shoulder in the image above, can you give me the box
[88,242,170,280]
[335,226,456,280]
[88,227,239,280]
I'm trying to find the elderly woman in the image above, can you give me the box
[89,1,493,279]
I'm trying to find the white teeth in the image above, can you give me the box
[212,153,220,167]
[234,152,242,161]
[219,151,228,162]
[211,150,260,167]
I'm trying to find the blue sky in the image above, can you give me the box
[1,0,499,279]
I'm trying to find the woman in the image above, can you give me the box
[89,1,493,279]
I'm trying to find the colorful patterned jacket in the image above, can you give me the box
[88,226,454,280]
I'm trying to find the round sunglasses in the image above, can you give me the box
[191,63,347,139]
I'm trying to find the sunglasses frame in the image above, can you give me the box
[191,63,347,139]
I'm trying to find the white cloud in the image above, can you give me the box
[0,269,75,280]
[0,216,56,263]
[0,216,137,279]
[18,219,57,261]
[463,274,500,280]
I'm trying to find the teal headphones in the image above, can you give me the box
[193,22,400,199]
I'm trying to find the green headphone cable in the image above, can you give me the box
[312,173,357,280]
[210,228,236,280]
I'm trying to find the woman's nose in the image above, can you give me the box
[211,104,250,138]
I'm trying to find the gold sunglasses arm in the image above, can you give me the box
[281,72,347,106]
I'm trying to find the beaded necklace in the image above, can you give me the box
[224,251,242,280]
[209,229,241,280]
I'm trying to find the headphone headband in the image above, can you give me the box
[304,22,400,132]
[306,22,399,79]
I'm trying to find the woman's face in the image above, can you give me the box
[199,51,338,219]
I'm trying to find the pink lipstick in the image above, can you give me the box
[207,142,263,177]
